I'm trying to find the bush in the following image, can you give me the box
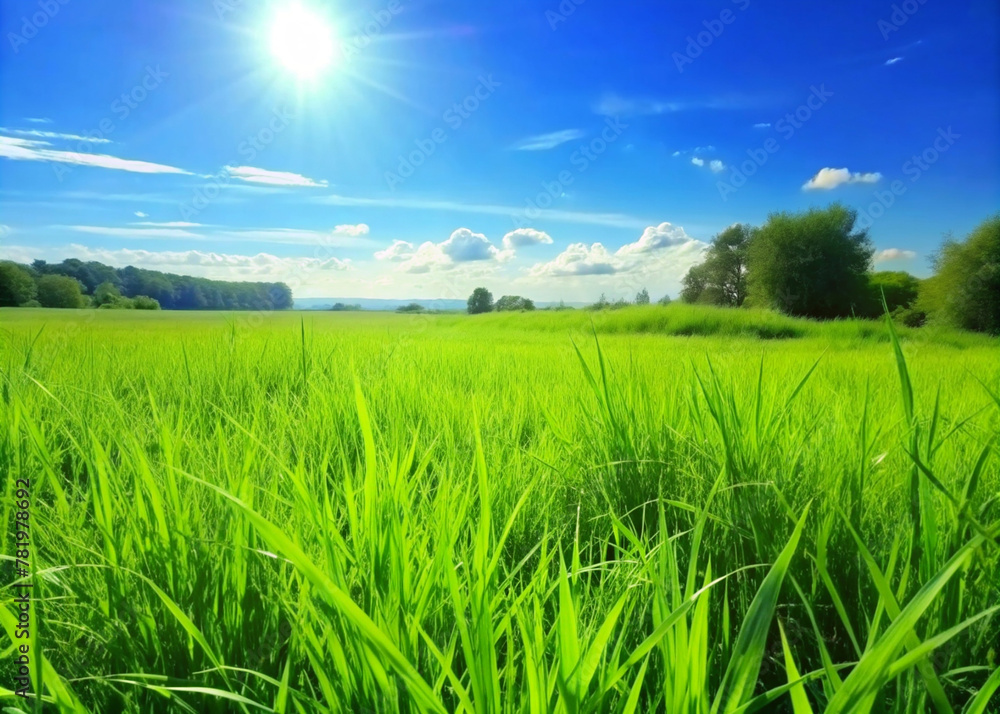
[496,295,535,312]
[396,303,425,314]
[37,274,86,308]
[0,261,37,307]
[132,295,161,310]
[21,299,42,308]
[918,215,1000,334]
[98,296,136,310]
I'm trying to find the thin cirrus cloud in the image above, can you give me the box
[0,135,190,175]
[64,223,370,246]
[885,57,903,66]
[593,92,773,117]
[510,129,585,151]
[224,166,328,188]
[0,128,112,144]
[803,167,882,190]
[320,193,652,229]
[875,248,917,262]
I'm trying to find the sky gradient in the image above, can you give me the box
[1,0,998,301]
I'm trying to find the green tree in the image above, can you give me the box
[861,271,920,318]
[635,288,650,305]
[132,295,161,310]
[467,287,494,314]
[918,215,1000,334]
[495,295,535,311]
[37,274,86,308]
[93,281,122,307]
[747,204,874,318]
[680,224,754,306]
[0,261,37,306]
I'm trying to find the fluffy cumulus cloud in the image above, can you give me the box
[441,228,504,262]
[529,222,702,279]
[376,228,513,273]
[803,167,882,190]
[501,228,553,249]
[709,160,725,172]
[224,166,328,187]
[529,242,618,276]
[875,248,917,262]
[691,157,705,167]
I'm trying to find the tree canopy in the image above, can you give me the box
[467,288,494,314]
[37,274,86,308]
[681,224,754,307]
[0,261,37,306]
[495,295,535,311]
[918,215,1000,334]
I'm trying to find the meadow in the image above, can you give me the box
[1,305,998,713]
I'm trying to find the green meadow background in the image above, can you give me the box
[1,306,998,713]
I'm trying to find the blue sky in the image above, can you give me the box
[1,0,997,301]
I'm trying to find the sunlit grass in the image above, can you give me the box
[0,305,997,713]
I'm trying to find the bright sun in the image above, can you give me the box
[269,4,338,79]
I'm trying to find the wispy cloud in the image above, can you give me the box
[0,136,190,175]
[709,160,725,173]
[64,223,369,246]
[885,57,903,66]
[511,129,585,151]
[803,167,882,190]
[319,194,652,229]
[225,166,328,188]
[753,122,771,128]
[24,118,52,124]
[691,157,705,167]
[593,92,773,117]
[134,211,148,218]
[1,128,112,144]
[875,248,917,262]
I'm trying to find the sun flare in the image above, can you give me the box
[268,4,338,79]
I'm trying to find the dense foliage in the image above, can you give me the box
[918,215,1000,334]
[680,223,754,307]
[495,295,536,311]
[467,287,494,314]
[0,258,294,310]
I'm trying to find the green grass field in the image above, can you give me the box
[1,305,998,713]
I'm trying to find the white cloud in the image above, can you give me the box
[64,224,369,246]
[134,211,148,218]
[374,240,415,261]
[803,167,882,190]
[672,150,682,157]
[0,225,9,237]
[875,248,917,262]
[400,241,452,274]
[709,160,725,172]
[502,228,553,249]
[529,222,701,278]
[320,194,652,230]
[0,128,112,144]
[225,165,328,188]
[25,118,52,124]
[615,222,693,256]
[753,122,771,128]
[441,227,506,262]
[0,136,191,175]
[511,129,585,151]
[529,242,619,277]
[885,57,903,66]
[691,157,705,167]
[0,244,350,277]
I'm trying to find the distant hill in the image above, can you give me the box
[294,298,588,311]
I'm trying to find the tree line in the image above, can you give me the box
[679,204,999,334]
[0,259,294,311]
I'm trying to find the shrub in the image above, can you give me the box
[37,274,86,308]
[132,295,161,310]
